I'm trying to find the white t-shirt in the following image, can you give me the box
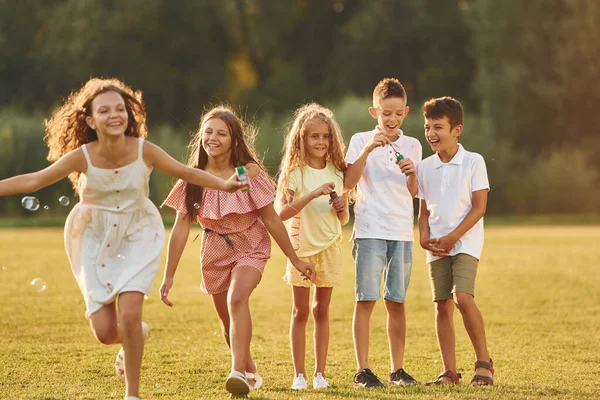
[417,144,490,263]
[345,127,422,241]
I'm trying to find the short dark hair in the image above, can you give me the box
[373,78,407,105]
[423,96,463,128]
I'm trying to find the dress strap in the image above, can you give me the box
[81,145,92,168]
[137,138,144,160]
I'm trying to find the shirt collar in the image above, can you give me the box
[433,143,465,169]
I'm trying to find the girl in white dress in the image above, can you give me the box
[0,78,241,400]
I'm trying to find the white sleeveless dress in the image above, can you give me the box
[64,138,165,318]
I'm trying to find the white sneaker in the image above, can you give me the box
[291,373,308,390]
[115,322,150,380]
[225,371,251,397]
[313,372,330,389]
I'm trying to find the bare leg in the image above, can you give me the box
[290,286,310,377]
[435,299,457,382]
[89,301,121,345]
[313,287,333,377]
[352,300,376,371]
[212,291,258,380]
[385,299,406,372]
[117,291,145,398]
[228,266,261,374]
[454,292,492,383]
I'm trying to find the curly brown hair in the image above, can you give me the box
[44,77,148,192]
[276,103,354,206]
[183,105,266,217]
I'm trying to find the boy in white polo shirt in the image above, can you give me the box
[344,78,422,388]
[417,96,494,386]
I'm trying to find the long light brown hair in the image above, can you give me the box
[277,103,352,205]
[44,78,147,192]
[183,105,266,216]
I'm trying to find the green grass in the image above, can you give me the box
[1,226,599,399]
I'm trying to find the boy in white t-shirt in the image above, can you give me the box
[417,96,494,386]
[344,78,422,387]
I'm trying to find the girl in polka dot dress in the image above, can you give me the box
[0,78,241,400]
[277,103,352,390]
[160,105,316,398]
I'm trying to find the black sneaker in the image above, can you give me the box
[353,368,385,388]
[390,368,418,386]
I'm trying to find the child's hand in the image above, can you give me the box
[294,259,316,282]
[421,237,449,257]
[330,196,346,213]
[223,174,243,193]
[159,277,174,307]
[436,234,458,253]
[367,131,391,151]
[397,157,416,175]
[311,181,335,198]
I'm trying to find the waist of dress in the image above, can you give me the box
[77,199,157,214]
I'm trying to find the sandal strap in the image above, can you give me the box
[436,370,461,383]
[474,358,494,374]
[471,374,494,385]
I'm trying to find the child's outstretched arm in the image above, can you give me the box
[260,203,316,281]
[436,189,488,253]
[278,182,335,221]
[159,212,191,307]
[143,141,241,192]
[0,150,85,196]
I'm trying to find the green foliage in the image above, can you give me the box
[1,226,600,398]
[468,0,600,166]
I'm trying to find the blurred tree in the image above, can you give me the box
[468,0,600,168]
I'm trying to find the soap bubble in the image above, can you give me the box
[59,196,70,206]
[21,196,40,211]
[31,278,47,293]
[43,205,50,210]
[193,203,200,210]
[1,266,6,271]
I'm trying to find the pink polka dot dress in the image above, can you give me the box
[64,139,165,318]
[163,170,276,294]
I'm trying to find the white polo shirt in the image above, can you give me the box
[345,127,422,241]
[417,144,490,263]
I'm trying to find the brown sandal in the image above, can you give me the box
[425,370,461,385]
[470,359,494,386]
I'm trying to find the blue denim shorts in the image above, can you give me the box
[352,239,413,303]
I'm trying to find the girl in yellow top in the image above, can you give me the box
[277,103,352,390]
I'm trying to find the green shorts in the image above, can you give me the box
[428,253,478,302]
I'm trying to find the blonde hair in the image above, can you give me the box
[44,78,147,193]
[277,103,352,204]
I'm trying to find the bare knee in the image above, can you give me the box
[435,299,453,318]
[311,302,329,322]
[227,291,249,311]
[453,292,474,312]
[93,325,119,345]
[118,308,142,331]
[293,305,310,324]
[356,300,376,314]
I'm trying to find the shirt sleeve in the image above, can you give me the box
[417,162,426,199]
[345,134,362,165]
[161,180,188,214]
[471,154,490,192]
[288,167,300,193]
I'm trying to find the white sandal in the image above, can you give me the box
[245,362,263,390]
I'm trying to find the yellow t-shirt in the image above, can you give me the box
[286,162,344,257]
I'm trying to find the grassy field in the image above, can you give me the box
[1,226,599,399]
